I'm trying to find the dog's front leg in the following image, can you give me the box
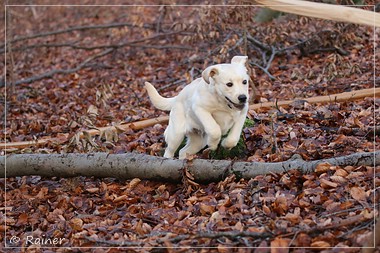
[222,109,247,149]
[194,107,221,150]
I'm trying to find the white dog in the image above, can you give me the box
[145,56,250,159]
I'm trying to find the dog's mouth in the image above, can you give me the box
[225,96,246,110]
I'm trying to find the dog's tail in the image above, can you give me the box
[144,82,174,111]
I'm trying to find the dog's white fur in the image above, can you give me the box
[145,56,250,159]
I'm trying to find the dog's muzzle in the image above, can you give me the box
[225,96,247,110]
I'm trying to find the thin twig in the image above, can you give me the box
[82,230,272,247]
[246,32,277,80]
[10,42,193,52]
[159,231,273,244]
[6,10,16,96]
[2,30,190,54]
[1,22,154,48]
[252,62,276,80]
[156,6,166,33]
[246,33,272,52]
[6,48,115,87]
[83,236,145,247]
[266,46,276,70]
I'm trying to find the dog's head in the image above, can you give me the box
[202,56,250,110]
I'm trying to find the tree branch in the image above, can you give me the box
[0,116,169,149]
[10,41,193,52]
[1,21,155,50]
[1,87,378,149]
[254,87,380,110]
[5,48,115,87]
[246,34,277,80]
[82,230,272,247]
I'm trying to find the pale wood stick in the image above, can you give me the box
[251,87,379,110]
[255,0,380,27]
[1,88,378,149]
[0,116,169,149]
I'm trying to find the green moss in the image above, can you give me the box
[210,118,254,160]
[172,118,254,159]
[255,8,282,23]
[243,118,255,128]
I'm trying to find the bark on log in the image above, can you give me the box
[1,151,378,182]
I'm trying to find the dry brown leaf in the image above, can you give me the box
[113,195,128,203]
[263,205,271,216]
[254,241,269,253]
[330,175,347,184]
[209,211,223,224]
[350,186,366,202]
[234,221,244,231]
[325,201,341,212]
[200,203,215,215]
[135,219,145,235]
[127,178,141,190]
[15,213,28,227]
[70,217,83,231]
[217,244,230,253]
[36,187,49,199]
[85,187,99,193]
[273,196,288,215]
[315,162,332,174]
[157,184,166,194]
[334,168,349,177]
[320,178,338,188]
[310,240,331,248]
[295,232,311,247]
[270,237,290,253]
[87,104,98,117]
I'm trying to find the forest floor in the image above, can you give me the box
[0,0,379,252]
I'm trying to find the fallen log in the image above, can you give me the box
[1,151,378,182]
[1,87,378,150]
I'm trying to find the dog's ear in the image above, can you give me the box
[231,56,248,65]
[202,66,219,84]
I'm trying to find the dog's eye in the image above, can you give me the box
[242,80,247,85]
[226,82,233,87]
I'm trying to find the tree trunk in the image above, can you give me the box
[1,151,378,182]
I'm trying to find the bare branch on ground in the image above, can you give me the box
[0,21,155,51]
[1,87,378,149]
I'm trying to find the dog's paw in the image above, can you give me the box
[207,137,220,151]
[207,143,218,151]
[221,138,238,149]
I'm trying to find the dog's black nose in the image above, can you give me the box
[238,95,247,103]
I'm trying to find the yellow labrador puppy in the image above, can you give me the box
[145,56,249,159]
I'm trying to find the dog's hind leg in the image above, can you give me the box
[163,106,186,158]
[178,132,206,159]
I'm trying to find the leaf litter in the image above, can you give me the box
[0,1,379,250]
